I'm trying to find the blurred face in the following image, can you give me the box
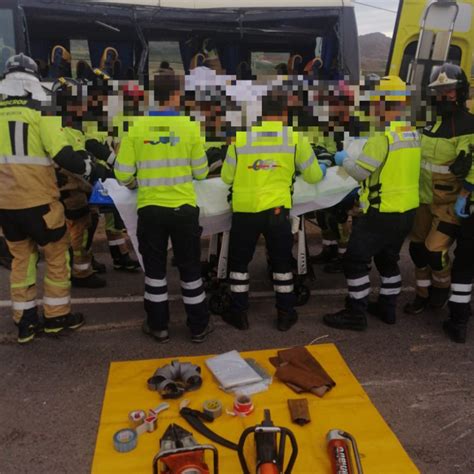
[434,86,457,102]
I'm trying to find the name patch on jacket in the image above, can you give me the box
[248,159,281,171]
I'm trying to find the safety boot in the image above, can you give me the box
[429,286,450,309]
[142,320,170,343]
[442,320,467,343]
[191,321,215,343]
[323,257,344,274]
[311,245,338,265]
[367,295,397,324]
[71,273,106,288]
[91,256,106,274]
[323,297,367,331]
[16,309,43,344]
[277,309,298,331]
[113,253,140,272]
[44,313,85,334]
[403,295,429,315]
[222,310,249,330]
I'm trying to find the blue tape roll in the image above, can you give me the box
[113,428,138,453]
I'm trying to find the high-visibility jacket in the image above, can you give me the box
[420,109,474,203]
[115,112,208,209]
[358,122,421,213]
[221,120,324,213]
[0,97,69,209]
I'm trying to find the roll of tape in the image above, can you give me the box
[144,415,158,433]
[128,410,146,428]
[233,394,254,416]
[113,428,138,453]
[203,399,223,419]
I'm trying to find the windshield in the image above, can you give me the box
[0,9,16,76]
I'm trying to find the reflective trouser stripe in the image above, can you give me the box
[230,272,250,293]
[43,296,71,306]
[67,214,93,279]
[73,263,90,271]
[322,239,337,246]
[183,294,206,304]
[12,300,36,310]
[349,288,370,299]
[449,283,472,304]
[145,277,167,287]
[380,274,402,296]
[144,292,168,302]
[109,238,126,246]
[449,294,471,304]
[274,285,294,293]
[338,247,347,255]
[181,279,202,290]
[230,272,249,280]
[347,274,370,300]
[416,280,431,287]
[273,272,294,293]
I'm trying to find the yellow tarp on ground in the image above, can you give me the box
[92,344,419,474]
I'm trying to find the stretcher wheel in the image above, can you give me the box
[294,283,310,306]
[209,288,232,315]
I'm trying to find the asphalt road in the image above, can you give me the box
[0,235,473,474]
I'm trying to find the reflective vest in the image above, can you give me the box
[0,98,68,209]
[221,121,323,213]
[115,114,208,209]
[359,126,421,213]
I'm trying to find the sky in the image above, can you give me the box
[353,0,400,37]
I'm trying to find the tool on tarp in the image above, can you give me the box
[152,423,218,474]
[238,409,298,474]
[327,429,364,474]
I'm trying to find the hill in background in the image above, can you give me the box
[359,32,392,77]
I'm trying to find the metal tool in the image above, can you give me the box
[327,429,364,474]
[238,409,298,474]
[153,423,218,474]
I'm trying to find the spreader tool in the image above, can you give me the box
[327,429,364,474]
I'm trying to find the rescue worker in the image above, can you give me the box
[405,64,474,314]
[0,54,106,343]
[323,76,421,330]
[221,92,325,331]
[115,73,212,344]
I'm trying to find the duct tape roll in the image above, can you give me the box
[144,415,158,433]
[113,428,138,453]
[203,399,223,419]
[128,410,146,428]
[233,394,254,416]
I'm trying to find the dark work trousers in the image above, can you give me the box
[448,213,474,324]
[137,205,209,334]
[343,208,416,313]
[228,207,296,315]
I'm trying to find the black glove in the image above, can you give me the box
[312,144,335,168]
[449,149,473,180]
[88,161,115,183]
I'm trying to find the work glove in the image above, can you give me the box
[84,158,115,183]
[454,194,469,218]
[449,149,473,180]
[319,163,327,178]
[312,145,334,168]
[334,150,348,166]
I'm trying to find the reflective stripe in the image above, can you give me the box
[0,155,52,166]
[138,176,193,187]
[298,153,316,171]
[138,158,190,169]
[379,287,401,295]
[381,275,402,284]
[115,162,136,173]
[349,288,370,299]
[357,153,382,169]
[182,293,206,305]
[12,300,36,310]
[347,275,370,286]
[181,279,202,290]
[274,284,294,293]
[44,276,70,289]
[322,239,337,246]
[193,166,209,177]
[109,238,126,246]
[15,122,25,156]
[421,160,450,174]
[449,294,471,304]
[273,272,293,281]
[106,151,116,166]
[144,292,168,302]
[230,272,249,281]
[432,274,450,284]
[73,263,90,271]
[225,155,237,167]
[338,248,347,255]
[193,155,208,167]
[145,276,167,287]
[237,145,295,155]
[43,296,70,306]
[416,279,431,288]
[389,141,419,152]
[451,283,472,292]
[231,284,249,293]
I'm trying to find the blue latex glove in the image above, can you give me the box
[319,163,327,178]
[334,150,349,166]
[454,195,469,218]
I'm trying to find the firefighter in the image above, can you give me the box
[115,73,212,344]
[221,92,325,331]
[0,54,106,343]
[323,76,421,330]
[405,64,474,314]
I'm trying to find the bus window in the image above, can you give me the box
[149,42,184,76]
[0,9,16,76]
[399,40,462,83]
[251,52,289,76]
[70,39,92,75]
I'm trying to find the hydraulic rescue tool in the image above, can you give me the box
[238,409,298,474]
[327,429,364,474]
[152,423,218,474]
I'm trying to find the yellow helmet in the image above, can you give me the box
[371,75,408,102]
